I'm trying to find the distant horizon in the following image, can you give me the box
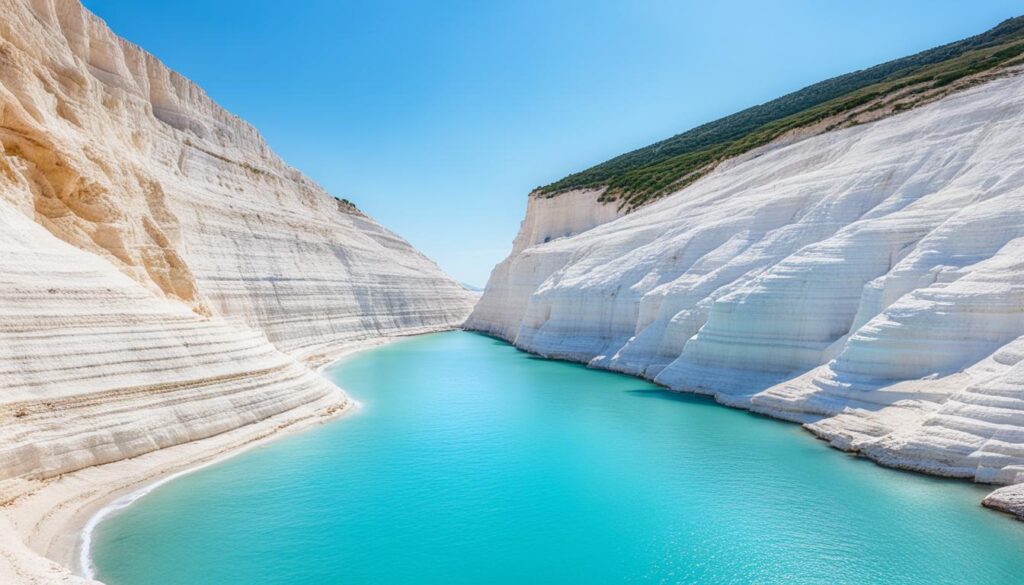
[82,0,1023,286]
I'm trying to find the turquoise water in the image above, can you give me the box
[92,332,1024,584]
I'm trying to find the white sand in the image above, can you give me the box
[0,336,404,585]
[0,1,474,582]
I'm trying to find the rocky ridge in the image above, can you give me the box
[0,1,475,581]
[469,68,1024,516]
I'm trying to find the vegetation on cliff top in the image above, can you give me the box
[538,16,1024,209]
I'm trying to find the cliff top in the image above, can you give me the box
[537,15,1024,210]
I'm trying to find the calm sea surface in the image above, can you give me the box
[92,331,1024,584]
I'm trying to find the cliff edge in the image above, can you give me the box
[470,59,1024,516]
[0,1,475,581]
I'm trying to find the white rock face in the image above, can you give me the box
[513,188,625,252]
[470,188,624,341]
[469,70,1024,506]
[0,0,474,580]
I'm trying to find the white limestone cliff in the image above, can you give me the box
[0,0,475,581]
[469,188,624,341]
[469,68,1024,516]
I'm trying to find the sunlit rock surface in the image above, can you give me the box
[469,70,1024,504]
[0,0,474,580]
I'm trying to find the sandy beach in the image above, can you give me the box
[0,337,403,585]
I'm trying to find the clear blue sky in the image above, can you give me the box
[83,1,1022,286]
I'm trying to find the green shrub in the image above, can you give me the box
[539,16,1024,209]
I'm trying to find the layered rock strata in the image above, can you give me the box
[0,0,475,581]
[469,69,1024,514]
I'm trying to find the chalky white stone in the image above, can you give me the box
[0,1,474,581]
[470,68,1024,513]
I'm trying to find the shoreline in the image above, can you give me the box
[73,336,399,579]
[463,328,1024,522]
[18,327,1020,583]
[77,401,363,580]
[0,334,414,585]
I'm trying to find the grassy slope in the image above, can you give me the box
[538,16,1024,209]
